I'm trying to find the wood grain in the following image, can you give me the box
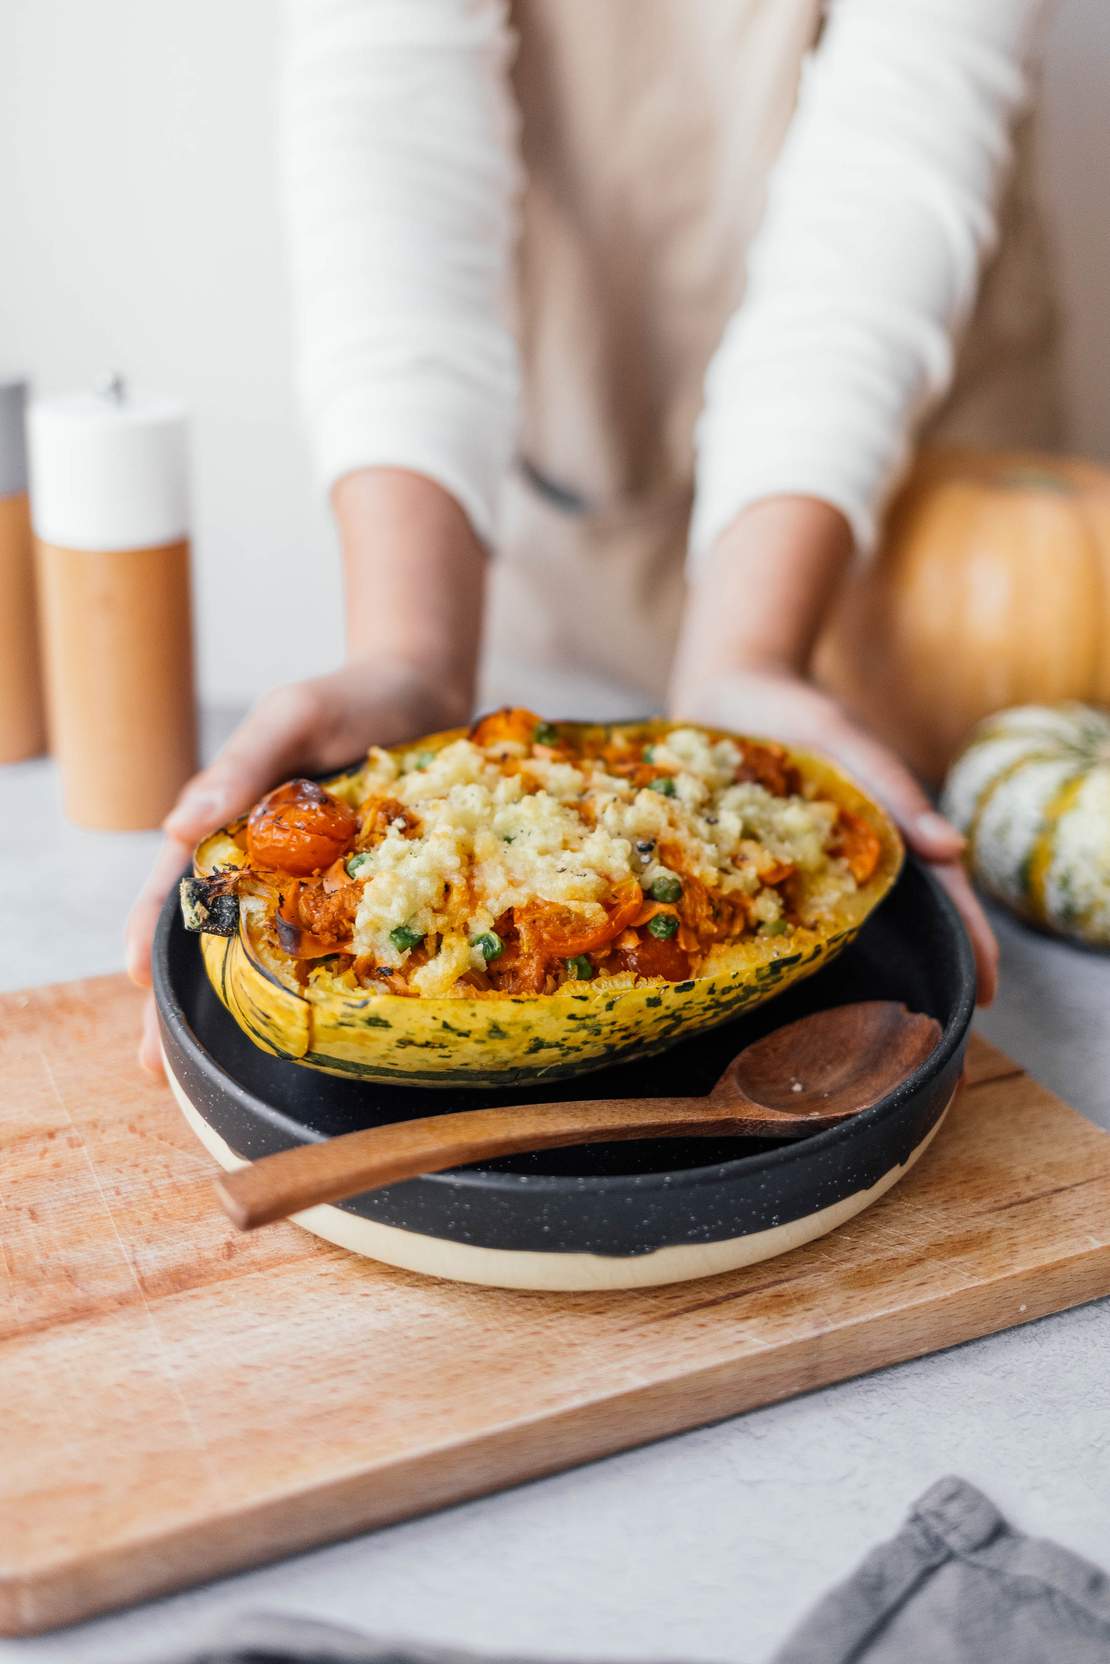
[3,974,1110,1635]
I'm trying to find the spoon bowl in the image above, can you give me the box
[716,999,942,1114]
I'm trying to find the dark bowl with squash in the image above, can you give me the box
[154,848,973,1291]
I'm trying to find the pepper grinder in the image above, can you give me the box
[0,377,47,762]
[29,375,197,829]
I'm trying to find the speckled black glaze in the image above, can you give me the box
[153,861,974,1259]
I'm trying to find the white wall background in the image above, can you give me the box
[3,0,1109,708]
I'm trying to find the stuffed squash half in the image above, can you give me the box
[182,710,902,1086]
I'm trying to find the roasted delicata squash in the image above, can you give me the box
[183,711,903,1087]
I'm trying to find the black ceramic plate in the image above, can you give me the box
[153,861,974,1290]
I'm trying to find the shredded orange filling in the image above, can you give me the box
[229,708,882,995]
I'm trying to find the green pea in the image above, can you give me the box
[565,955,594,980]
[534,722,559,745]
[412,750,435,769]
[649,776,677,797]
[389,925,424,953]
[642,745,656,763]
[472,931,504,961]
[649,872,683,904]
[346,852,373,878]
[760,918,789,936]
[647,913,678,940]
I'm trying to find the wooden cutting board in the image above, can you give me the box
[4,974,1110,1636]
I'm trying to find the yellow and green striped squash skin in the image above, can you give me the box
[193,721,903,1088]
[942,702,1110,948]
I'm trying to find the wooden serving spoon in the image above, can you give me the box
[214,1001,942,1231]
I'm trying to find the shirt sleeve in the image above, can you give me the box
[280,0,521,547]
[688,0,1048,569]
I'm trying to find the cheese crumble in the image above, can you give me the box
[231,712,884,997]
[341,722,860,984]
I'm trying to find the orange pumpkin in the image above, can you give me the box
[817,449,1110,784]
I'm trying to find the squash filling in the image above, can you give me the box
[206,708,882,1000]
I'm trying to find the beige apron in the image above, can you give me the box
[480,0,1062,717]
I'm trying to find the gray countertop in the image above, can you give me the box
[4,733,1109,1664]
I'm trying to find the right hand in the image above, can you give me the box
[125,659,463,1075]
[678,664,999,1005]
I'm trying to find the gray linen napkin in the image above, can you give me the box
[772,1475,1110,1662]
[155,1479,1110,1664]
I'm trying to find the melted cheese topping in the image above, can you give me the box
[346,727,851,976]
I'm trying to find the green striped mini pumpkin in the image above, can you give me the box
[941,703,1110,947]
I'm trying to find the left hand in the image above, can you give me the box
[126,660,470,1075]
[678,664,998,1004]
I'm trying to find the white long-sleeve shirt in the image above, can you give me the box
[280,0,1045,564]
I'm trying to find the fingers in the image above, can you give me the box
[125,834,194,988]
[131,666,445,1074]
[905,811,966,863]
[163,681,328,844]
[821,718,966,862]
[825,716,995,1000]
[138,993,166,1076]
[128,684,328,1059]
[932,861,999,1007]
[684,669,966,860]
[680,668,994,1001]
[129,680,329,1058]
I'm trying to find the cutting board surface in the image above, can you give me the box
[4,974,1110,1636]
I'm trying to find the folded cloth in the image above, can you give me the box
[153,1479,1110,1664]
[772,1476,1110,1664]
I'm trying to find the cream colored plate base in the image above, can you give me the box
[165,1053,949,1292]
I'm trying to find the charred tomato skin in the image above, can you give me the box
[247,778,356,876]
[611,931,692,983]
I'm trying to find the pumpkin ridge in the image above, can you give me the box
[965,748,1064,874]
[944,702,1110,949]
[1068,478,1110,701]
[1025,770,1090,924]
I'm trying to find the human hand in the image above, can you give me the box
[672,498,998,1003]
[677,664,999,1004]
[125,660,464,1074]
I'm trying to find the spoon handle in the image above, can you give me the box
[214,1094,819,1231]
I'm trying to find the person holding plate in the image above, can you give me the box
[128,0,1061,1062]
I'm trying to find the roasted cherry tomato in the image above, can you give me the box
[517,879,644,957]
[516,902,609,958]
[247,778,356,876]
[611,930,692,982]
[734,740,801,798]
[833,809,882,884]
[469,706,545,748]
